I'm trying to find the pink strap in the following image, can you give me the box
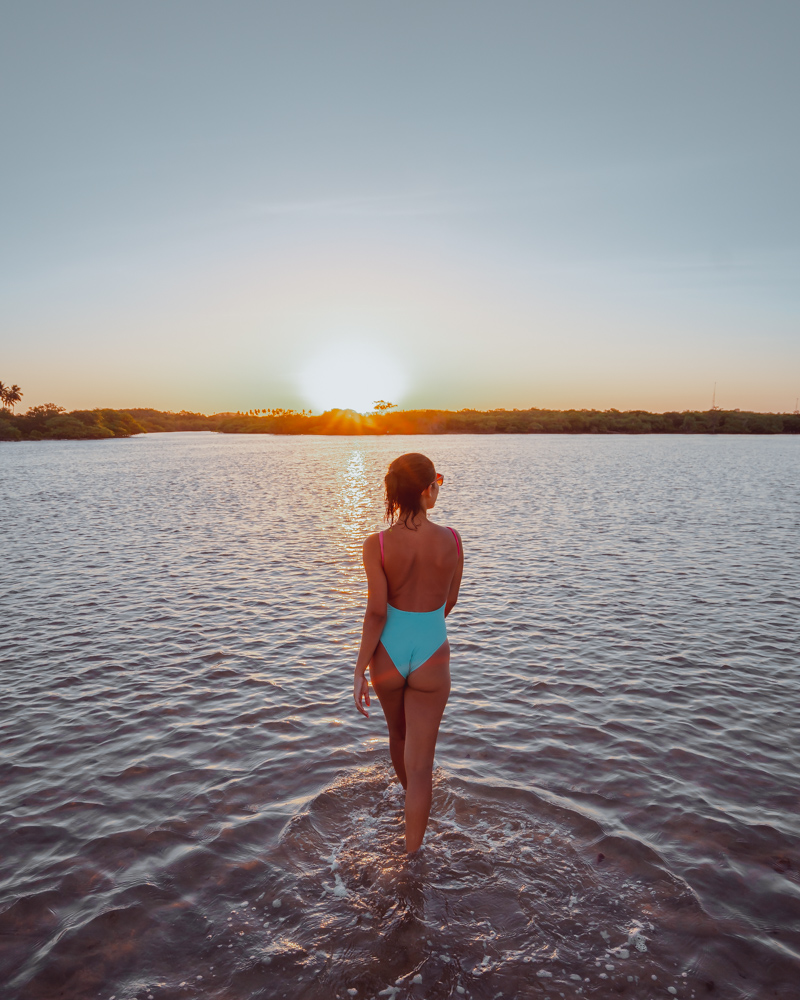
[448,526,460,556]
[379,530,385,566]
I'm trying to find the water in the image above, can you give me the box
[1,433,798,1000]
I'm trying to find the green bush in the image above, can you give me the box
[748,414,782,434]
[0,418,22,441]
[16,403,65,435]
[782,414,800,433]
[45,415,113,439]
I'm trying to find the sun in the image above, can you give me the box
[297,343,408,413]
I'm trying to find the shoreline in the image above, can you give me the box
[2,405,799,441]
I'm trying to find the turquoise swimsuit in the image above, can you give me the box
[377,528,460,679]
[380,603,448,678]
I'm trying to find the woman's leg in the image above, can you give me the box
[370,643,408,789]
[403,641,451,853]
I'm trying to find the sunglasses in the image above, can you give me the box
[433,473,444,487]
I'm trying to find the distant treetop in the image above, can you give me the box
[0,381,23,413]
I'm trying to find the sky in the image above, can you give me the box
[1,1,798,414]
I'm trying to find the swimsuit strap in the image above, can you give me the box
[447,526,460,556]
[379,530,385,566]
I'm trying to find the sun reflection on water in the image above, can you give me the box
[333,449,382,616]
[338,450,372,547]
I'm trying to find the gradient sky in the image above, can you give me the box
[2,1,798,414]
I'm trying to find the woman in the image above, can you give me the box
[353,453,464,853]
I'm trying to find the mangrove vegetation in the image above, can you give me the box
[2,399,799,441]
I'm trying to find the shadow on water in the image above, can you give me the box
[3,761,798,1000]
[262,765,759,1000]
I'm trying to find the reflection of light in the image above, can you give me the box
[339,450,370,548]
[328,448,386,659]
[333,450,374,608]
[298,342,407,413]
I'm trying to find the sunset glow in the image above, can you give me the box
[1,5,798,415]
[297,343,408,414]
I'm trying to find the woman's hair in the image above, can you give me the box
[384,452,436,527]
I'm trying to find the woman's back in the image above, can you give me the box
[352,451,464,853]
[380,521,460,612]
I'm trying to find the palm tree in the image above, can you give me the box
[0,383,22,412]
[6,385,22,413]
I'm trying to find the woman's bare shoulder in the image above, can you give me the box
[361,534,384,573]
[363,531,382,552]
[439,522,463,554]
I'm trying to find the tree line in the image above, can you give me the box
[2,395,799,442]
[0,402,145,440]
[211,406,800,435]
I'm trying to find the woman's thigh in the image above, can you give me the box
[404,641,451,771]
[370,642,407,740]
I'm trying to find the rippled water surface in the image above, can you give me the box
[1,433,799,1000]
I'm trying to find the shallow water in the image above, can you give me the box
[1,432,798,1000]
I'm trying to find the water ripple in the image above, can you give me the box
[1,433,799,999]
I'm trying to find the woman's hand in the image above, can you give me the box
[353,670,371,718]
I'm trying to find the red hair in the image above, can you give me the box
[384,453,436,527]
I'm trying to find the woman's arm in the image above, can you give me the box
[444,529,464,618]
[353,533,388,717]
